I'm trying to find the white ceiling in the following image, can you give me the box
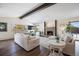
[23,3,79,24]
[0,3,79,24]
[0,3,41,17]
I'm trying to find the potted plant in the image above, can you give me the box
[66,26,71,32]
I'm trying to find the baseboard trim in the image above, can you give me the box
[0,38,14,41]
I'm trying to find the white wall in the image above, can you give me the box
[0,18,13,40]
[37,22,44,32]
[0,17,29,40]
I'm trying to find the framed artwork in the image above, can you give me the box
[0,22,7,32]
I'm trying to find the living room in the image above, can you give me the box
[0,3,79,56]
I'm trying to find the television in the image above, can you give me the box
[28,25,33,30]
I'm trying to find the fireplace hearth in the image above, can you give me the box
[47,31,53,35]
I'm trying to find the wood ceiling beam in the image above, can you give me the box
[19,3,56,19]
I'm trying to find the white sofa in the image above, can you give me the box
[40,36,56,49]
[14,33,39,51]
[40,37,49,49]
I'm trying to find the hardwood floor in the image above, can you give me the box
[0,39,49,56]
